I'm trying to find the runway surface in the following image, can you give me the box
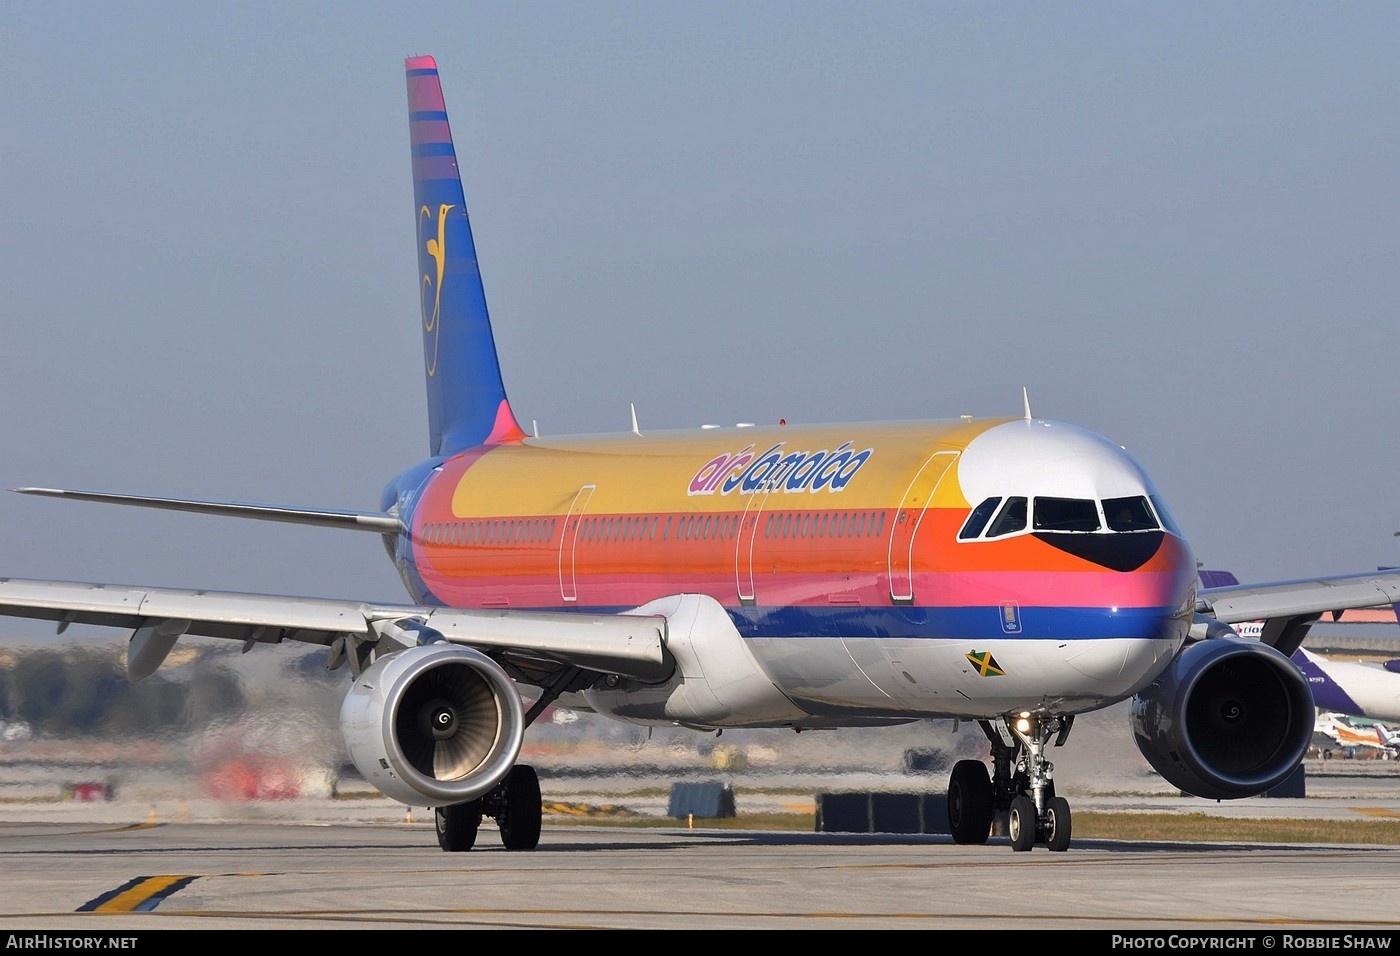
[2,753,1398,931]
[3,811,1400,931]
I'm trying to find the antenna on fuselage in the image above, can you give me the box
[1022,387,1034,420]
[532,420,539,439]
[631,403,642,437]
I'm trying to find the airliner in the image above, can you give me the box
[4,56,1400,854]
[1313,711,1399,757]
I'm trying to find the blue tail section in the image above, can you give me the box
[406,56,526,456]
[1197,569,1239,589]
[1292,647,1363,714]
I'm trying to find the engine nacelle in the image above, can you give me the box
[339,641,525,807]
[1130,635,1313,800]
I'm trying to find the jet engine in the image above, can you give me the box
[1129,634,1313,800]
[339,641,525,807]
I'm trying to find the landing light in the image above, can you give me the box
[1014,714,1032,733]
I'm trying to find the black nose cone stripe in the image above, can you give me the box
[1033,531,1164,572]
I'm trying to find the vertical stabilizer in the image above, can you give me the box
[405,56,526,456]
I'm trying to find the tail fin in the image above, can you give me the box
[1197,569,1240,589]
[405,56,526,456]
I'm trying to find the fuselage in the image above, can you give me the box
[383,415,1197,721]
[1296,648,1400,723]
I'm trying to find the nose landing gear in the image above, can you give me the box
[946,712,1074,852]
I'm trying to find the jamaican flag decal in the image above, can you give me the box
[965,650,1005,677]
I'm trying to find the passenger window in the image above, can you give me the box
[986,497,1028,537]
[1104,496,1158,532]
[959,497,1003,540]
[1033,497,1100,532]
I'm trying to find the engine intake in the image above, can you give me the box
[340,641,525,806]
[1130,635,1313,800]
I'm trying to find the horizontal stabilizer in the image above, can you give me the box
[12,487,402,533]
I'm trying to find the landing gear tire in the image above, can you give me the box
[498,764,542,851]
[1044,795,1071,852]
[947,759,994,845]
[1008,795,1036,852]
[436,798,483,852]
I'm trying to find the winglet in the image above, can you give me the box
[406,56,527,455]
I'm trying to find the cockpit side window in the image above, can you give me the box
[1104,495,1159,532]
[986,496,1028,537]
[1149,494,1184,536]
[1033,497,1100,532]
[959,497,1002,540]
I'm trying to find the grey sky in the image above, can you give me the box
[3,2,1399,616]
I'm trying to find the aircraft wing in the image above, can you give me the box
[1196,569,1400,655]
[0,577,670,686]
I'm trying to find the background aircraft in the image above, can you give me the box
[1313,711,1399,758]
[1296,647,1400,725]
[4,57,1400,855]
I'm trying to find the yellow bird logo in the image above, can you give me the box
[419,203,453,376]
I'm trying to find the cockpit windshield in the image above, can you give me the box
[960,494,1165,541]
[1033,497,1100,532]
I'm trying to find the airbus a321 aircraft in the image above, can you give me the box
[4,56,1400,854]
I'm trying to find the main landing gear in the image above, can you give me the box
[435,763,543,852]
[946,713,1074,852]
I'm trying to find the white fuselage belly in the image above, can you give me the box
[747,634,1184,719]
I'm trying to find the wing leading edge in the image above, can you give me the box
[0,577,670,684]
[1196,569,1400,655]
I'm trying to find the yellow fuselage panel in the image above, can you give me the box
[442,419,1004,519]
